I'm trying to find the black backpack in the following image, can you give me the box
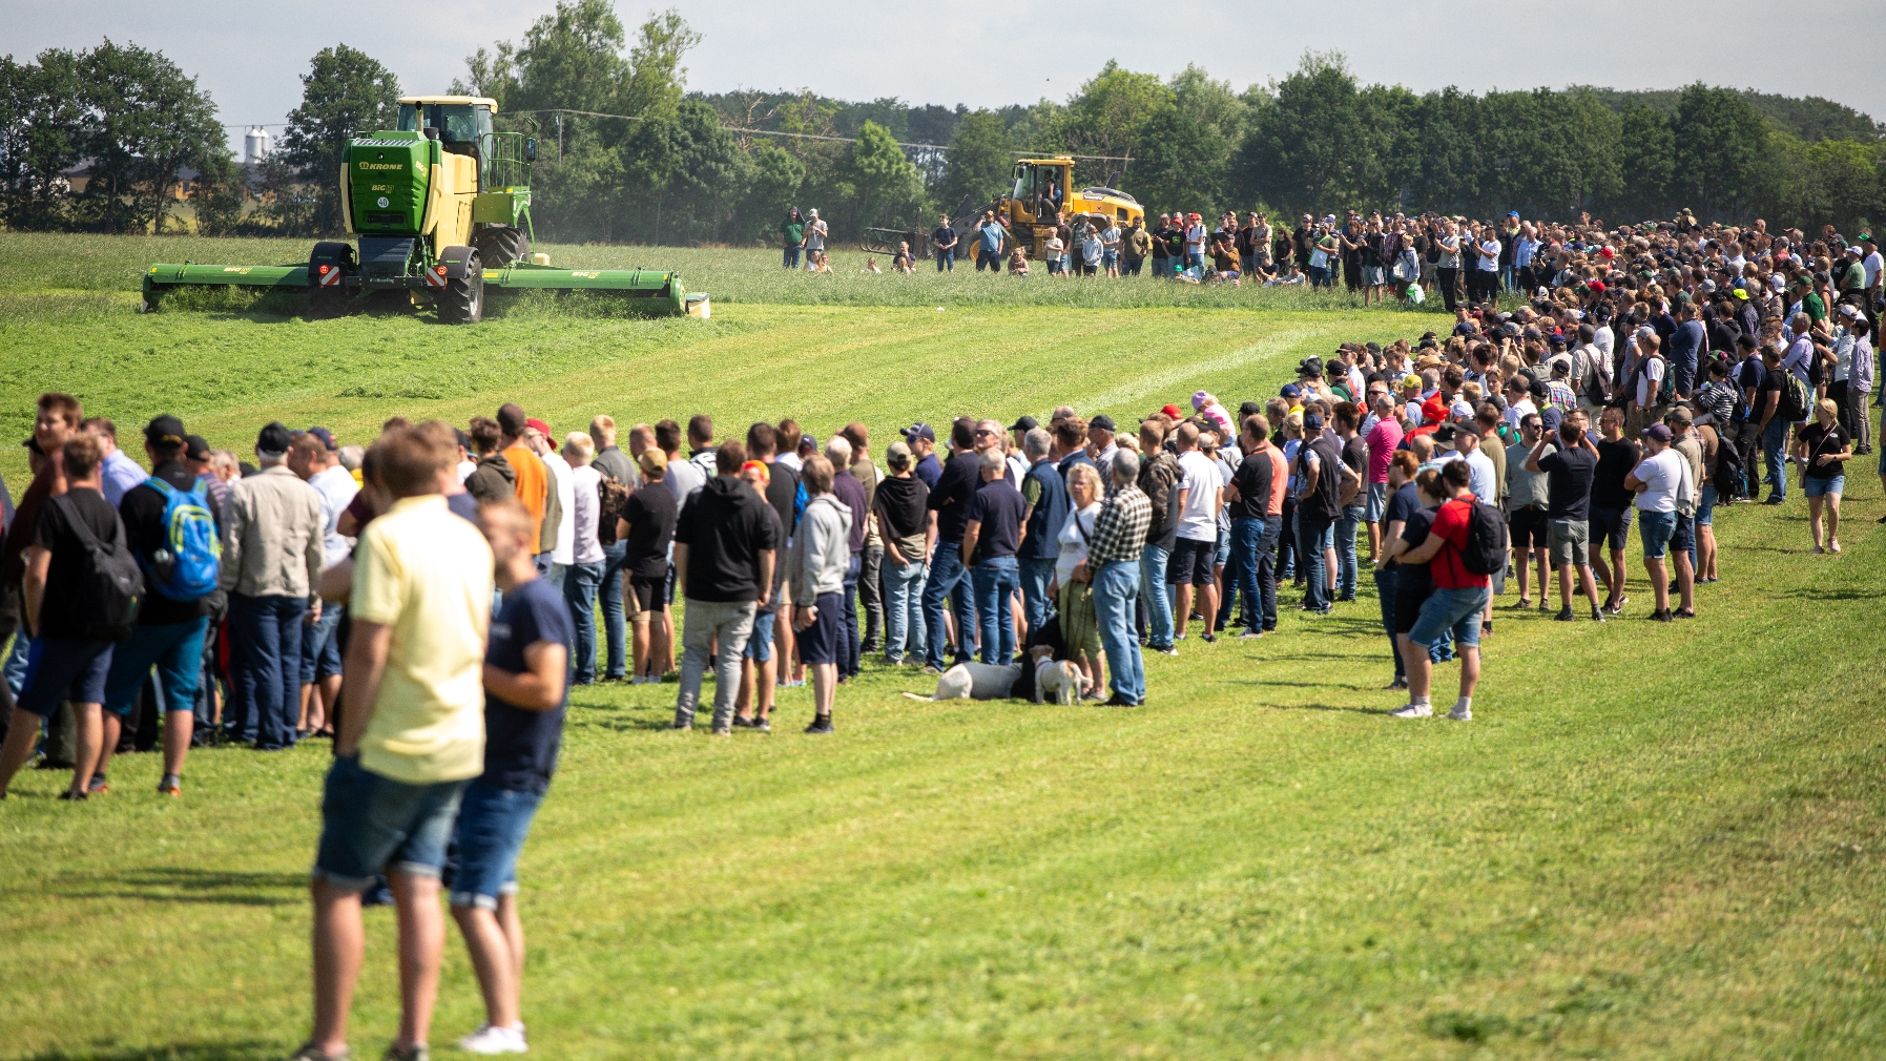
[1459,498,1510,576]
[595,475,631,546]
[51,494,143,641]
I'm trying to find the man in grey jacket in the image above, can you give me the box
[221,422,325,749]
[787,455,852,734]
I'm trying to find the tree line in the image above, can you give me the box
[4,7,1883,243]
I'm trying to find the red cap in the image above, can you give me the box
[1161,403,1182,419]
[1421,395,1448,425]
[1598,246,1615,260]
[525,417,552,437]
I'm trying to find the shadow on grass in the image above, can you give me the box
[45,867,306,908]
[1262,701,1401,716]
[22,1040,273,1060]
[571,714,679,733]
[1776,585,1885,601]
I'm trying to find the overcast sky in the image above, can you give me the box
[8,0,1884,154]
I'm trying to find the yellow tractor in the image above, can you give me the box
[984,156,1143,265]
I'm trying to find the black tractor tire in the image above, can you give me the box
[437,252,485,325]
[473,225,530,269]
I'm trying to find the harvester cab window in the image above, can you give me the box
[397,103,495,152]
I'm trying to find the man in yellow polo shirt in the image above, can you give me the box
[297,426,494,1061]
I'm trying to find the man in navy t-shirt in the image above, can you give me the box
[961,449,1027,665]
[448,496,572,1056]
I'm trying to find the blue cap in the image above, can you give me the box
[1303,412,1324,432]
[1281,383,1302,398]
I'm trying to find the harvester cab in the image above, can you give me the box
[142,95,696,323]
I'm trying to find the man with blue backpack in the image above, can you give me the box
[98,416,221,797]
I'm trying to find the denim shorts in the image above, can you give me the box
[1804,475,1844,498]
[312,756,468,892]
[18,637,114,716]
[449,780,544,909]
[1638,509,1677,559]
[798,591,845,664]
[1213,529,1231,568]
[1696,484,1717,526]
[745,608,776,662]
[1364,481,1389,523]
[1409,585,1491,650]
[1363,264,1386,286]
[299,603,344,684]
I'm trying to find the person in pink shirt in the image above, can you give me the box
[1363,393,1405,563]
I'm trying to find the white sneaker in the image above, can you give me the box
[458,1025,528,1055]
[1390,703,1432,719]
[1447,705,1473,722]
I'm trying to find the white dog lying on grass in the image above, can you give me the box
[902,647,1088,705]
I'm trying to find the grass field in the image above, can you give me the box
[1,232,1884,1059]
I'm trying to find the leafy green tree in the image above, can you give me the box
[1133,66,1246,211]
[71,39,225,234]
[938,109,1011,218]
[1606,103,1675,220]
[732,141,805,241]
[1246,51,1369,214]
[1064,62,1171,168]
[839,120,926,236]
[1406,87,1483,214]
[189,151,246,235]
[277,45,400,235]
[1671,83,1775,220]
[0,49,88,229]
[620,98,742,243]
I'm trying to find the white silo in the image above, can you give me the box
[244,127,271,164]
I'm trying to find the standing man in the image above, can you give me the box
[826,437,869,681]
[840,423,885,656]
[1169,422,1224,640]
[961,449,1027,666]
[495,404,549,564]
[1363,394,1404,564]
[526,420,572,587]
[0,434,129,801]
[1504,414,1552,609]
[1392,461,1489,722]
[1135,418,1181,653]
[975,211,1006,272]
[932,214,958,271]
[299,427,494,1061]
[1625,424,1686,623]
[85,418,149,506]
[221,422,324,750]
[1529,417,1605,622]
[1293,414,1346,616]
[671,442,778,735]
[101,416,221,796]
[448,496,571,1057]
[920,419,982,672]
[560,433,606,684]
[1225,414,1278,638]
[1332,403,1369,602]
[1016,427,1065,636]
[292,430,358,738]
[590,416,638,682]
[1081,452,1150,707]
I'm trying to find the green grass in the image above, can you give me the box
[1,232,1884,1059]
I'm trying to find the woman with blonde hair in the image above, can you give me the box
[1795,398,1852,553]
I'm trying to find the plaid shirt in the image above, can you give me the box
[1087,483,1150,565]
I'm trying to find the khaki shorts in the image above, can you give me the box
[1548,517,1590,568]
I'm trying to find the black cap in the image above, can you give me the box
[143,414,186,450]
[1009,415,1039,433]
[306,426,338,451]
[256,421,292,457]
[1089,414,1116,432]
[184,434,212,461]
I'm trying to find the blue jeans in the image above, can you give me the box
[842,552,863,678]
[1373,566,1405,681]
[1093,560,1144,703]
[4,629,32,700]
[935,249,953,272]
[1138,543,1174,649]
[1336,504,1364,598]
[1256,514,1282,628]
[783,245,801,268]
[314,756,467,891]
[599,539,628,678]
[227,593,306,748]
[1299,509,1334,612]
[922,542,976,669]
[563,560,604,683]
[299,602,344,685]
[1229,518,1265,629]
[1762,417,1791,500]
[971,556,1020,665]
[881,557,926,662]
[1019,555,1056,636]
[449,780,545,909]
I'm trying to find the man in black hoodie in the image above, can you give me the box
[671,442,778,734]
[464,417,515,505]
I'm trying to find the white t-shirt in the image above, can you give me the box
[568,464,603,566]
[1054,502,1102,587]
[1634,356,1667,407]
[1864,250,1883,289]
[1175,450,1221,541]
[309,465,360,569]
[1631,448,1683,513]
[1477,239,1502,271]
[542,451,576,564]
[1504,397,1537,431]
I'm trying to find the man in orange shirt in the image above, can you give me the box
[496,404,549,562]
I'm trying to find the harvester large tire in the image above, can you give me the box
[437,252,485,325]
[473,226,529,270]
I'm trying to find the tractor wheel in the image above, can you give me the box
[473,226,529,269]
[437,252,485,325]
